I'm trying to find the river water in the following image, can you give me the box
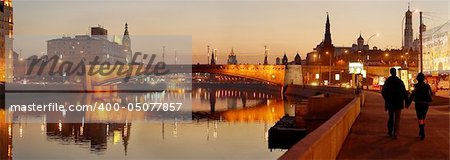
[0,85,309,159]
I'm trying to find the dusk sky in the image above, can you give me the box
[13,0,449,64]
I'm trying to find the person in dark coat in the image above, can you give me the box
[381,68,408,139]
[407,73,432,140]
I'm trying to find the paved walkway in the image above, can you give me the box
[338,91,449,159]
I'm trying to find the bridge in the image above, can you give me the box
[84,64,303,91]
[193,65,286,85]
[89,64,417,92]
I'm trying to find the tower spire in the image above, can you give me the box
[210,49,216,65]
[324,12,332,44]
[403,3,413,50]
[124,22,129,36]
[122,22,132,63]
[264,45,268,65]
[408,2,410,11]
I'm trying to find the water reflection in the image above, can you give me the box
[1,85,308,159]
[0,108,13,160]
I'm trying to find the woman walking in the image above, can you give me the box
[408,73,433,140]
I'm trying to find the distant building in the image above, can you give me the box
[351,34,370,52]
[91,26,108,40]
[227,48,237,64]
[282,53,288,65]
[47,24,130,64]
[305,13,336,65]
[315,13,335,65]
[308,13,335,66]
[294,53,301,65]
[0,0,13,82]
[335,48,418,67]
[334,47,352,57]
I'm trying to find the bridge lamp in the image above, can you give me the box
[271,74,276,79]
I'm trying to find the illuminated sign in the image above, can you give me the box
[349,62,364,74]
[361,70,367,78]
[399,69,410,90]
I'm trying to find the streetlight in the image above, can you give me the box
[326,51,331,85]
[405,52,409,67]
[385,53,389,66]
[313,54,317,65]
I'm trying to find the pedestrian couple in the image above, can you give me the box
[381,68,432,140]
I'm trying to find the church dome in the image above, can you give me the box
[357,34,364,41]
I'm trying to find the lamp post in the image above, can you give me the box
[319,54,321,85]
[405,52,409,68]
[385,53,389,66]
[419,11,424,72]
[326,51,331,85]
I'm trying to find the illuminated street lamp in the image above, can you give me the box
[326,51,331,85]
[313,54,317,65]
[405,52,409,68]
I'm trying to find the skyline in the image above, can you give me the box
[13,1,449,64]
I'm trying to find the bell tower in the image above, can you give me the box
[403,3,413,51]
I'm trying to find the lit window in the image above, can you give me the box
[335,74,340,81]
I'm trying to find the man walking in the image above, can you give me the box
[381,68,408,139]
